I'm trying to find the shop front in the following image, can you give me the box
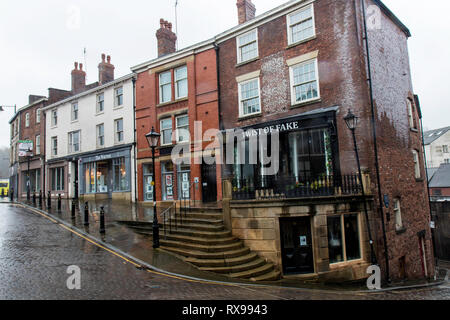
[19,159,43,198]
[226,107,342,201]
[80,146,132,201]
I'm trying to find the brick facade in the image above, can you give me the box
[134,43,222,204]
[217,0,434,281]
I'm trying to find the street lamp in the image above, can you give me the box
[26,147,32,201]
[344,109,377,265]
[146,126,161,249]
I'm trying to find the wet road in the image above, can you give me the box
[0,203,449,300]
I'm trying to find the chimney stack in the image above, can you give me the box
[98,53,115,85]
[237,0,256,24]
[71,62,86,94]
[156,19,177,57]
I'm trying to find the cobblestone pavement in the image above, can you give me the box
[0,203,449,300]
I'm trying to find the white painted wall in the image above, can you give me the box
[44,75,136,200]
[425,131,450,168]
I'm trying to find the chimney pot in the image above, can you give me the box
[107,55,111,63]
[71,61,86,94]
[74,62,78,70]
[156,19,177,57]
[237,0,256,24]
[102,53,106,62]
[98,53,115,85]
[79,63,83,71]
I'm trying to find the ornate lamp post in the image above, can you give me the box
[146,127,161,249]
[344,109,377,265]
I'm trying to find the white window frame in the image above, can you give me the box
[412,150,421,179]
[97,123,105,147]
[287,4,316,46]
[175,114,189,143]
[51,109,58,127]
[25,113,30,127]
[114,118,124,144]
[289,58,320,105]
[36,109,41,123]
[238,77,262,118]
[175,66,188,100]
[97,93,105,113]
[68,130,81,154]
[160,118,173,146]
[35,135,41,155]
[51,137,58,156]
[71,102,79,121]
[407,99,415,129]
[236,29,259,64]
[394,198,403,231]
[159,71,172,104]
[114,87,123,107]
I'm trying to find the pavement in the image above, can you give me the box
[1,197,449,299]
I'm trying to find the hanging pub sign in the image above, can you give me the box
[18,140,33,157]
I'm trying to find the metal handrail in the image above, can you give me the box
[161,202,176,238]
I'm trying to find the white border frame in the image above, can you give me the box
[237,76,262,118]
[286,3,316,46]
[289,57,320,106]
[236,28,259,64]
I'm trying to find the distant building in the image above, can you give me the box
[429,163,450,201]
[424,126,450,168]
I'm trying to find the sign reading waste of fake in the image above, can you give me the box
[18,140,33,157]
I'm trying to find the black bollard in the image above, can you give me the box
[84,202,89,226]
[10,188,14,202]
[47,191,51,209]
[99,206,105,234]
[71,200,76,218]
[57,194,62,211]
[39,190,42,207]
[32,192,36,205]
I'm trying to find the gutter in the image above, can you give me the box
[361,0,391,283]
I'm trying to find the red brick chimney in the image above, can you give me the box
[98,53,115,85]
[237,0,256,24]
[156,19,177,57]
[71,62,86,94]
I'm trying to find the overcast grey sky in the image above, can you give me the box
[1,0,449,148]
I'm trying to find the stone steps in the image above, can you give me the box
[229,262,275,279]
[159,239,243,253]
[199,257,266,274]
[185,252,260,268]
[160,246,251,259]
[118,208,281,282]
[162,233,238,245]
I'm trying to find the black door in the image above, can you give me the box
[280,217,314,274]
[201,163,217,203]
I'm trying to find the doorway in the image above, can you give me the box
[280,217,314,274]
[201,162,217,203]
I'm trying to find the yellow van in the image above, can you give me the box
[0,180,9,197]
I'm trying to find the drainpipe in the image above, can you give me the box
[132,76,138,203]
[213,43,223,131]
[361,0,391,283]
[418,96,438,274]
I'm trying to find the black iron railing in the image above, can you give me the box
[231,174,362,200]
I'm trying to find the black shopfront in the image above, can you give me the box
[226,107,350,200]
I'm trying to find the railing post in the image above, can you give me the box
[99,206,105,234]
[57,194,62,211]
[47,191,51,209]
[39,190,42,207]
[10,187,14,202]
[32,192,36,205]
[71,199,76,218]
[84,202,89,226]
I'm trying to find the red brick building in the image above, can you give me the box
[216,0,434,282]
[133,20,222,205]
